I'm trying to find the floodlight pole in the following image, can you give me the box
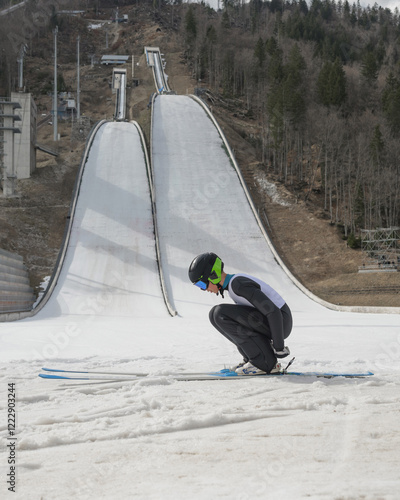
[77,35,80,120]
[17,44,26,90]
[53,26,58,141]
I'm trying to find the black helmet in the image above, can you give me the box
[188,252,224,286]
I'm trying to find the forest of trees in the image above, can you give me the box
[181,0,400,240]
[1,0,399,239]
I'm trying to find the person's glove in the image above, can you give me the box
[272,345,290,358]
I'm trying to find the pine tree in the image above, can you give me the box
[267,42,284,82]
[254,37,266,67]
[185,5,197,48]
[370,125,384,166]
[361,52,379,82]
[284,44,306,125]
[382,72,400,135]
[317,58,347,108]
[221,10,230,30]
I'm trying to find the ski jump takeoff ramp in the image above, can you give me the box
[41,120,166,319]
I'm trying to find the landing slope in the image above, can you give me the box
[39,121,165,319]
[152,95,318,315]
[152,94,298,317]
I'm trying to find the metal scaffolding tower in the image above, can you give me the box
[359,227,400,272]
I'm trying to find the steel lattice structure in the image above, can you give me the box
[360,227,400,272]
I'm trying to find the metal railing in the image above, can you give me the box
[115,72,126,121]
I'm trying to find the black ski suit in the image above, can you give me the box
[209,274,292,373]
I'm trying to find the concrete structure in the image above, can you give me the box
[0,93,37,196]
[101,55,129,65]
[112,68,127,94]
[0,98,21,196]
[11,92,37,179]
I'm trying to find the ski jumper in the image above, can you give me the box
[209,274,292,373]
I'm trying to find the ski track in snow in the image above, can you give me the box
[1,359,400,499]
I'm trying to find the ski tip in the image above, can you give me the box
[39,373,89,380]
[42,367,89,374]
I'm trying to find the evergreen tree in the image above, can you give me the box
[343,0,351,20]
[254,37,266,67]
[222,50,235,96]
[361,52,379,82]
[350,4,357,26]
[221,10,230,30]
[299,0,309,15]
[266,36,279,56]
[317,58,347,108]
[354,184,365,229]
[185,5,197,49]
[284,44,307,124]
[370,125,384,165]
[287,43,306,78]
[382,72,400,135]
[267,43,306,150]
[267,42,284,82]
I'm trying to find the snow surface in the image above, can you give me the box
[0,97,399,500]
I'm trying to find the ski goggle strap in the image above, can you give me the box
[208,257,223,284]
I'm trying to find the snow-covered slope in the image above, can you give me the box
[44,120,166,319]
[0,102,399,500]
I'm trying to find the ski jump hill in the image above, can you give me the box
[0,91,398,360]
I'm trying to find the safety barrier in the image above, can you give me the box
[0,248,35,313]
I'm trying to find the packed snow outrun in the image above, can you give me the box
[1,95,399,500]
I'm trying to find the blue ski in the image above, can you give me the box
[39,373,138,381]
[39,369,374,381]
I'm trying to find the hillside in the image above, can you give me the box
[0,1,399,308]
